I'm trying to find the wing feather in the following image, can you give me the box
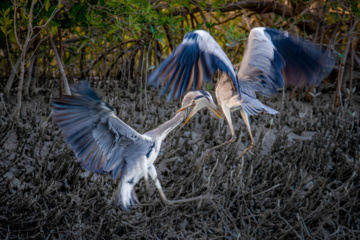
[238,27,335,98]
[52,81,153,180]
[148,30,239,99]
[184,64,195,93]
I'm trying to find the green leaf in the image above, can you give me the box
[69,3,82,19]
[78,39,89,52]
[155,33,164,42]
[0,26,6,35]
[50,26,58,35]
[64,55,72,65]
[108,27,117,35]
[45,0,50,11]
[76,7,87,22]
[99,0,105,7]
[4,7,11,16]
[46,5,58,18]
[8,31,16,43]
[150,25,156,34]
[49,19,61,27]
[20,8,27,20]
[206,84,211,92]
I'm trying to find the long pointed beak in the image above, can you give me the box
[211,107,223,119]
[182,105,201,126]
[176,103,195,114]
[180,105,223,126]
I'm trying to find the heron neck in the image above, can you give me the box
[146,110,187,141]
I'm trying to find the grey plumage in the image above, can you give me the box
[52,81,222,208]
[148,27,335,154]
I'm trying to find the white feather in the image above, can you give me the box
[120,182,133,207]
[238,27,275,81]
[193,30,235,76]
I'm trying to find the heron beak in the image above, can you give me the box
[211,107,223,119]
[182,104,222,126]
[176,103,195,114]
[177,96,222,126]
[182,105,200,126]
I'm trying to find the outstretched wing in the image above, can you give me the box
[148,30,239,101]
[52,81,153,180]
[238,27,335,98]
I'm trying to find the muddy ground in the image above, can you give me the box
[0,80,359,239]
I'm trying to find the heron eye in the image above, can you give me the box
[192,100,195,104]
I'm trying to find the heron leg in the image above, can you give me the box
[148,164,172,205]
[140,158,150,191]
[207,106,236,152]
[148,164,211,205]
[239,109,254,157]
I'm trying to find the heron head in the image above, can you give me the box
[177,90,223,126]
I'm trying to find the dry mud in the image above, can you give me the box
[0,80,359,239]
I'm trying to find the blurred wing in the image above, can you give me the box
[238,27,335,98]
[52,81,153,180]
[265,28,335,87]
[148,30,239,100]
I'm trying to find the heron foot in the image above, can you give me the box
[162,198,174,205]
[206,137,237,152]
[239,144,254,158]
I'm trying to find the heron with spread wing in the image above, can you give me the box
[52,81,222,208]
[148,27,335,156]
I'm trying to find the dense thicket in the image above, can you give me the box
[0,0,360,113]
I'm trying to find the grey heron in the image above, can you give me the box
[51,81,222,208]
[148,27,335,156]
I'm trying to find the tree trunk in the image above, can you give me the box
[13,0,37,120]
[31,51,39,95]
[23,52,37,98]
[49,33,71,95]
[24,30,40,98]
[4,55,21,98]
[4,46,10,79]
[13,51,26,120]
[137,46,144,82]
[58,29,64,96]
[147,39,153,69]
[162,24,174,51]
[154,40,159,67]
[80,46,86,79]
[335,39,351,108]
[347,41,354,102]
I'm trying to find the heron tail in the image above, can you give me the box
[241,97,279,116]
[114,180,139,209]
[261,103,279,115]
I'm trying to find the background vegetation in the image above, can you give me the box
[0,0,359,239]
[1,0,360,115]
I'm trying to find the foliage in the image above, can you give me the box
[0,0,359,104]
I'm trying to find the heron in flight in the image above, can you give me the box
[51,81,222,208]
[148,27,335,155]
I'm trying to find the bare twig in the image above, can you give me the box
[335,18,358,108]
